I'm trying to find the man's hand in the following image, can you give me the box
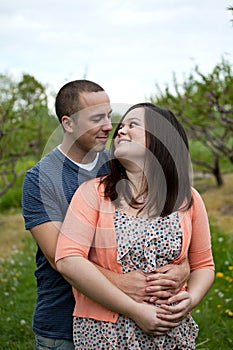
[112,259,190,303]
[116,270,148,303]
[146,260,190,303]
[95,259,190,304]
[114,269,178,303]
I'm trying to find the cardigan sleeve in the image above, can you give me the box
[55,178,121,323]
[55,178,118,263]
[55,179,102,262]
[188,188,215,271]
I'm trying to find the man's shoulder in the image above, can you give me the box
[23,148,65,190]
[26,148,63,174]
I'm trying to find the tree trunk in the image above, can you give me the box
[212,157,224,187]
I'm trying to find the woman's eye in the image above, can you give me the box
[129,121,138,127]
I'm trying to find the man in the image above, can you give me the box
[22,80,189,350]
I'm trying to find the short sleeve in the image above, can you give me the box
[22,166,65,229]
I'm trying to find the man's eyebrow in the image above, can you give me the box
[90,110,113,118]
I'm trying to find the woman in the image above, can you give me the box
[55,103,215,349]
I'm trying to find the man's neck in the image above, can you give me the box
[59,141,97,164]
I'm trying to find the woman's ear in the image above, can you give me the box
[61,115,73,132]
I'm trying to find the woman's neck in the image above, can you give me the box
[115,168,148,217]
[125,169,146,196]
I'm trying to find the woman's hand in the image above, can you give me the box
[156,291,193,323]
[131,302,180,336]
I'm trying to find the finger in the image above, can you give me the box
[146,284,175,293]
[160,304,184,314]
[157,311,187,322]
[142,296,156,303]
[156,319,180,328]
[167,291,189,303]
[146,272,169,281]
[146,276,177,286]
[150,329,170,336]
[147,323,177,336]
[148,291,173,302]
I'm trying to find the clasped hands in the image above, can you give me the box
[120,264,192,335]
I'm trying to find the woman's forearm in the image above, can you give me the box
[187,268,215,310]
[56,255,180,335]
[56,255,137,318]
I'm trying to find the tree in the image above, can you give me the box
[0,73,58,196]
[228,4,233,22]
[150,57,233,186]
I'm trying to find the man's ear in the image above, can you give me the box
[61,115,73,132]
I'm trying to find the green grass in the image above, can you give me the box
[0,219,232,349]
[0,236,36,350]
[194,221,233,349]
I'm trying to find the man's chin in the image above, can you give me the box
[96,141,108,151]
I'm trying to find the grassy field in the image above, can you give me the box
[0,174,232,349]
[0,233,36,349]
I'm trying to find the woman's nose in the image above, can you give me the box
[118,125,127,135]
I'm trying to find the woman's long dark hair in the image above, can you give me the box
[100,103,193,217]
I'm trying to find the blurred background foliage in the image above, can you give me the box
[0,57,232,210]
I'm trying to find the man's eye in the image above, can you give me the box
[92,117,102,122]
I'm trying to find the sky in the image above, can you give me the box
[0,0,232,111]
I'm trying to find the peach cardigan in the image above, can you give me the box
[56,178,215,323]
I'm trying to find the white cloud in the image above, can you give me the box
[0,0,232,105]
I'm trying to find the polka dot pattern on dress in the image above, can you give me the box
[73,210,199,349]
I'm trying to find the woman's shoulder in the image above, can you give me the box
[79,177,105,191]
[189,186,208,218]
[77,177,107,200]
[191,186,205,204]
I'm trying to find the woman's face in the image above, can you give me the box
[114,108,146,163]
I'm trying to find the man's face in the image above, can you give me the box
[72,91,112,154]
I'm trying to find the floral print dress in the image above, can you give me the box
[73,210,199,350]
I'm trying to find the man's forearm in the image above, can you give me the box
[95,264,123,288]
[93,263,149,302]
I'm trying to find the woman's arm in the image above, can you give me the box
[96,261,189,303]
[186,268,215,308]
[56,255,179,335]
[156,189,215,321]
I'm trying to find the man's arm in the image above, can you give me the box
[30,222,152,301]
[56,255,179,335]
[30,221,62,270]
[89,259,190,303]
[30,222,190,303]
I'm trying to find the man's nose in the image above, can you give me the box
[102,117,113,131]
